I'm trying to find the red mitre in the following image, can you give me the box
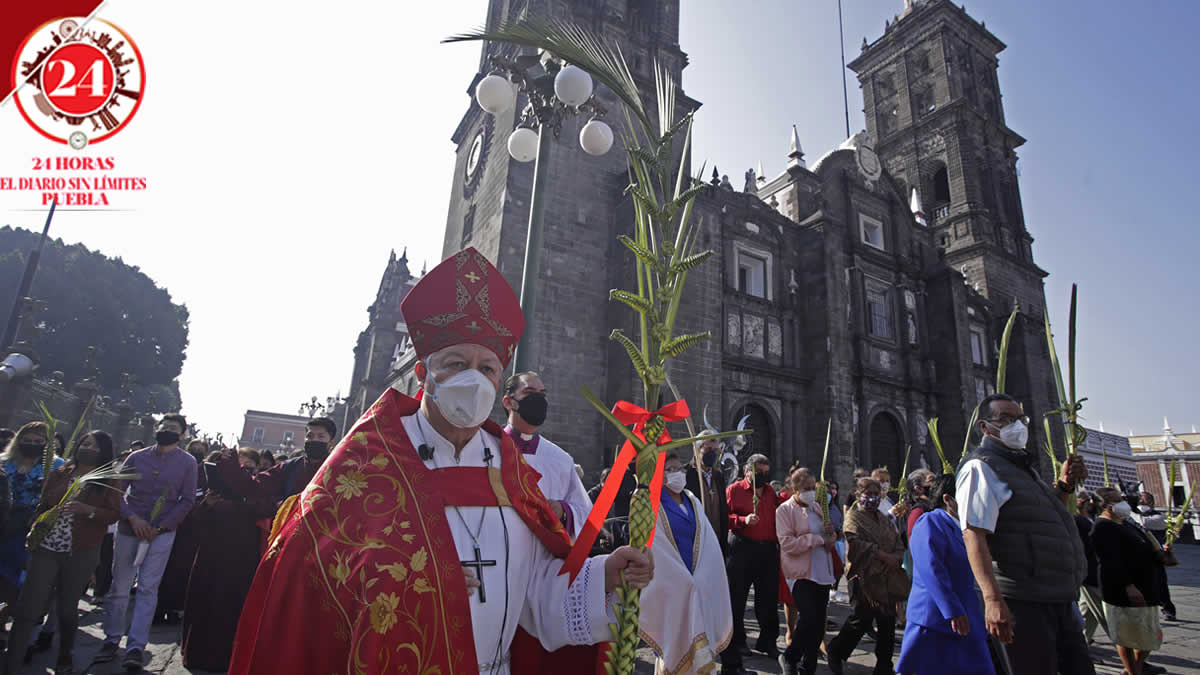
[399,247,524,368]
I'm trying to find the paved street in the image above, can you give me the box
[9,545,1199,673]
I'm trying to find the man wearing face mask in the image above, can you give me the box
[955,393,1093,675]
[685,430,730,558]
[501,371,592,536]
[99,413,197,670]
[229,248,653,675]
[215,416,338,510]
[722,453,782,671]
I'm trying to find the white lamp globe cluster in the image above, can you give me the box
[474,63,613,163]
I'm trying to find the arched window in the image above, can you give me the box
[933,166,951,204]
[868,412,905,476]
[735,403,775,471]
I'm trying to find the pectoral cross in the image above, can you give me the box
[461,545,497,603]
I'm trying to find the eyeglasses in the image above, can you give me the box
[987,415,1029,427]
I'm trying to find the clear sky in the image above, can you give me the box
[1,1,1195,440]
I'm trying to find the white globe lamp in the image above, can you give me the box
[553,65,593,107]
[507,127,539,162]
[579,119,613,156]
[476,74,515,115]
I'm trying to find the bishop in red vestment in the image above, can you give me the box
[229,248,652,674]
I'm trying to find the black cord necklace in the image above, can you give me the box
[412,412,510,672]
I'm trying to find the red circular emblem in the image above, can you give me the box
[11,17,145,147]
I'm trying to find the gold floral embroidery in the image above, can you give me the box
[289,402,481,674]
[483,316,512,337]
[334,471,368,499]
[421,312,467,327]
[329,552,351,586]
[456,280,470,311]
[369,592,400,634]
[376,562,408,581]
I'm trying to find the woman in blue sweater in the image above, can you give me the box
[896,473,993,675]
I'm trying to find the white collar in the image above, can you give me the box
[410,410,496,468]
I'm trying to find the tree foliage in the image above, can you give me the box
[0,226,189,413]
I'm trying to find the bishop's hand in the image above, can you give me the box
[604,546,654,592]
[463,568,482,596]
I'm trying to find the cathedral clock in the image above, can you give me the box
[856,142,882,182]
[462,116,493,199]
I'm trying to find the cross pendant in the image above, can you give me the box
[461,545,497,603]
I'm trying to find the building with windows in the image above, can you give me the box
[238,409,311,457]
[1076,427,1138,492]
[1132,419,1200,541]
[345,0,1062,485]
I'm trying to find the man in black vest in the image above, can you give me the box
[957,394,1093,675]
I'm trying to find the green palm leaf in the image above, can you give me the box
[996,303,1019,393]
[609,289,653,316]
[609,329,648,375]
[660,332,709,359]
[927,417,954,474]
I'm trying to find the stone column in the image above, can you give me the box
[114,402,134,451]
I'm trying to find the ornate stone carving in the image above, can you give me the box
[919,132,945,156]
[727,312,741,348]
[743,314,764,358]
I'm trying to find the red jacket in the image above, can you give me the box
[726,477,779,542]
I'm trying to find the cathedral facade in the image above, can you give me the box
[345,0,1061,486]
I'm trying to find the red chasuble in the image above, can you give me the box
[229,389,603,674]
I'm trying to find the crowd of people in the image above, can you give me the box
[0,389,1186,674]
[583,392,1183,675]
[0,413,337,674]
[0,245,1188,675]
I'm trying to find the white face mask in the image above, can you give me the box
[665,471,687,494]
[879,482,891,493]
[427,368,497,429]
[797,490,817,505]
[1137,504,1152,514]
[991,419,1028,450]
[1112,501,1133,519]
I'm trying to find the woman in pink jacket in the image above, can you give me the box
[775,468,837,675]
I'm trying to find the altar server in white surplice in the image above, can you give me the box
[502,371,593,537]
[640,451,733,674]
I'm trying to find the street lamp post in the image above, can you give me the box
[299,396,323,418]
[474,52,614,373]
[2,201,56,352]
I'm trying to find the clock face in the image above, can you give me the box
[857,145,882,181]
[465,132,485,179]
[462,118,492,199]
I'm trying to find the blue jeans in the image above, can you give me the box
[103,531,176,651]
